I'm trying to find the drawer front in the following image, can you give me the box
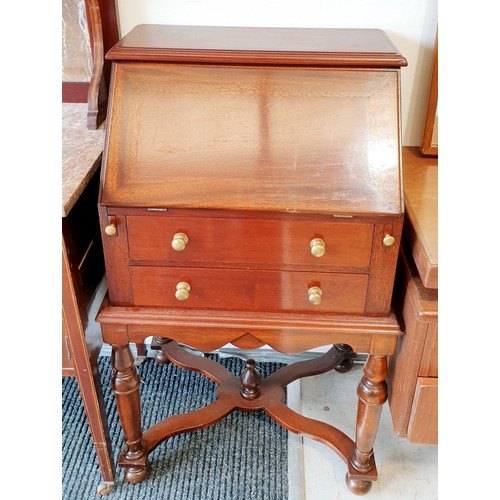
[127,216,373,270]
[130,266,368,314]
[407,377,438,445]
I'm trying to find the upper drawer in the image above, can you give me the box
[127,216,374,270]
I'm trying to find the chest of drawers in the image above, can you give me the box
[97,24,406,495]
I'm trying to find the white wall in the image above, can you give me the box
[115,0,438,146]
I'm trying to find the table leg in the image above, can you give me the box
[346,355,388,495]
[111,343,149,483]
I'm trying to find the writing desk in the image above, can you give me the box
[97,25,406,495]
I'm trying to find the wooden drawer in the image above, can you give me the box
[407,378,438,444]
[127,216,374,270]
[130,266,369,314]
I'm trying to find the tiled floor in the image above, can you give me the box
[287,363,438,499]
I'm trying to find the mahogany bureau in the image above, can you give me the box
[97,24,407,495]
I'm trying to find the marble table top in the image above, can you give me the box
[62,103,105,216]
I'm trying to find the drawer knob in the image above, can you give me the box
[175,282,191,301]
[104,224,117,236]
[383,234,396,247]
[310,238,326,257]
[308,286,323,305]
[172,232,189,251]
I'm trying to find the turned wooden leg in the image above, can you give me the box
[111,344,149,483]
[346,355,388,495]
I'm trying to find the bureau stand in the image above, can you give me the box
[98,301,401,495]
[97,24,406,496]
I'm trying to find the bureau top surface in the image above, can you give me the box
[107,24,407,67]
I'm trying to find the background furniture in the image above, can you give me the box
[62,0,119,129]
[387,146,438,444]
[62,0,119,494]
[420,32,438,156]
[62,104,115,494]
[97,25,406,496]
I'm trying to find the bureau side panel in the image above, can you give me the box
[98,206,133,305]
[364,216,403,314]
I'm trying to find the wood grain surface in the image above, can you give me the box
[101,63,402,215]
[106,24,408,68]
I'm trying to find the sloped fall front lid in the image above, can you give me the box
[100,25,406,215]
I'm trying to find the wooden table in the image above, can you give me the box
[401,147,438,289]
[96,25,407,496]
[62,103,115,495]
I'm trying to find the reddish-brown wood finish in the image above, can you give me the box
[407,378,438,443]
[111,344,149,483]
[62,168,115,486]
[401,147,438,289]
[107,25,408,68]
[346,355,387,494]
[62,0,119,125]
[97,25,406,495]
[84,0,119,129]
[130,266,369,314]
[62,82,90,103]
[62,241,115,484]
[420,32,438,156]
[98,298,400,356]
[115,341,371,483]
[388,248,437,443]
[127,215,374,270]
[102,63,402,215]
[386,148,437,445]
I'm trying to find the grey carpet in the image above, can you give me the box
[62,354,288,499]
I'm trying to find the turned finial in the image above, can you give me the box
[240,359,261,400]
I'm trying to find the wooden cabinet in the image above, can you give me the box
[387,146,438,445]
[97,25,407,494]
[62,103,115,493]
[62,162,116,488]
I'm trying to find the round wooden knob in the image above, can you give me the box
[310,238,326,257]
[383,234,396,247]
[104,224,117,236]
[172,232,189,251]
[308,286,323,305]
[175,282,191,301]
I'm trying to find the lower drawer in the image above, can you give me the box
[407,377,438,444]
[130,266,368,314]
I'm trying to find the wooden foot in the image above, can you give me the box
[111,344,149,483]
[123,464,150,484]
[345,473,373,495]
